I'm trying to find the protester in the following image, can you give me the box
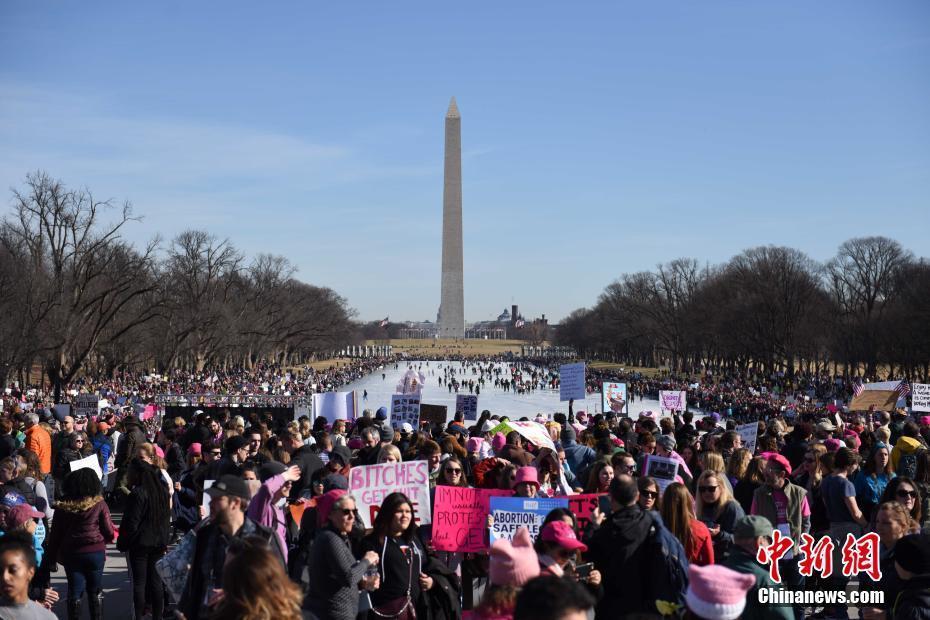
[694,470,745,561]
[304,490,380,620]
[661,482,714,566]
[116,457,171,620]
[467,527,539,620]
[23,416,51,477]
[684,563,756,620]
[0,532,56,619]
[583,461,613,495]
[512,575,594,620]
[720,515,793,620]
[637,476,661,512]
[211,535,304,620]
[44,469,115,620]
[246,462,301,564]
[854,442,895,522]
[889,533,930,619]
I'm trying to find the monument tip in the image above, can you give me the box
[446,96,460,118]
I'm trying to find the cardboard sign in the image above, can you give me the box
[644,454,680,495]
[737,422,759,455]
[659,390,686,412]
[455,395,479,421]
[489,496,569,543]
[601,382,628,415]
[312,391,357,422]
[912,384,930,413]
[348,460,431,528]
[390,394,421,429]
[559,363,587,401]
[73,394,98,419]
[432,487,513,553]
[565,493,607,532]
[69,454,102,480]
[488,420,557,452]
[419,404,448,426]
[850,390,898,412]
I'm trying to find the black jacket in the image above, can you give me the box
[179,517,285,620]
[116,418,147,469]
[118,483,171,551]
[892,574,930,620]
[0,434,17,461]
[289,446,324,500]
[585,505,654,618]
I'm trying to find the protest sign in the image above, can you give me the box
[488,420,556,452]
[559,362,586,401]
[659,390,686,413]
[419,403,448,426]
[737,422,759,455]
[913,383,930,413]
[73,394,98,419]
[644,454,680,495]
[349,460,431,528]
[312,391,357,423]
[601,382,628,415]
[850,390,898,412]
[565,493,607,532]
[290,496,317,529]
[489,496,569,543]
[69,454,102,480]
[455,394,479,421]
[390,393,421,429]
[432,487,512,553]
[203,480,214,513]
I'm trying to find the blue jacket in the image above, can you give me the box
[561,430,596,476]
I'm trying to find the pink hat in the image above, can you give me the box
[764,452,793,476]
[824,438,842,452]
[465,437,484,453]
[921,416,930,427]
[317,489,348,527]
[489,527,540,586]
[540,520,587,552]
[492,432,507,453]
[154,445,165,459]
[685,564,755,620]
[187,443,202,456]
[513,467,539,488]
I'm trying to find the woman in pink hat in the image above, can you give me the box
[512,467,539,499]
[465,527,539,620]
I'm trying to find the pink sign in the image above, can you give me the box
[432,487,512,553]
[564,493,607,532]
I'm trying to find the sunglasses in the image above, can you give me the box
[335,508,355,516]
[897,489,918,499]
[210,451,222,456]
[445,468,462,474]
[699,486,719,494]
[641,490,658,499]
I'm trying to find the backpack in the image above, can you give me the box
[896,447,926,479]
[645,512,690,616]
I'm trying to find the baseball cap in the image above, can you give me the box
[205,475,251,501]
[734,515,774,539]
[540,520,588,552]
[4,504,43,530]
[400,422,414,434]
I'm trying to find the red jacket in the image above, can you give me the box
[686,518,715,566]
[46,495,116,562]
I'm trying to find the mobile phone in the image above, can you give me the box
[597,494,612,517]
[574,562,594,581]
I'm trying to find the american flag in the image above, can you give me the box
[896,381,911,397]
[852,380,864,397]
[514,319,525,328]
[379,317,389,328]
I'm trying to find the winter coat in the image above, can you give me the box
[585,505,654,618]
[246,473,289,563]
[115,417,146,469]
[24,426,51,475]
[90,433,113,475]
[45,495,115,563]
[117,482,171,551]
[892,574,930,620]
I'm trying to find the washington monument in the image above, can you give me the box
[438,97,465,338]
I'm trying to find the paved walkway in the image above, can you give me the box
[49,543,133,619]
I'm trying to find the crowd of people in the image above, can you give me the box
[0,357,928,620]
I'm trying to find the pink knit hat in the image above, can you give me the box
[466,437,484,453]
[492,432,507,453]
[685,564,755,620]
[489,527,540,586]
[514,467,539,488]
[824,438,842,452]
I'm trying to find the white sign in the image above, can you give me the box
[390,393,421,430]
[348,461,431,528]
[455,394,479,421]
[559,363,586,401]
[312,391,357,423]
[659,390,687,413]
[913,384,930,413]
[203,479,215,513]
[737,423,759,455]
[69,454,103,480]
[644,454,680,496]
[73,394,98,419]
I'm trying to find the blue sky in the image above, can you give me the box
[2,2,928,323]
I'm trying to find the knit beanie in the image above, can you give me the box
[894,533,930,575]
[492,432,507,453]
[560,425,576,443]
[488,527,540,587]
[685,564,755,620]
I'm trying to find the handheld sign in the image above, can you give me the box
[390,394,421,429]
[432,487,512,553]
[601,382,629,415]
[348,461,431,528]
[737,422,759,455]
[455,395,479,421]
[69,454,103,480]
[912,384,930,413]
[489,496,569,543]
[419,404,448,426]
[559,363,586,401]
[659,390,686,413]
